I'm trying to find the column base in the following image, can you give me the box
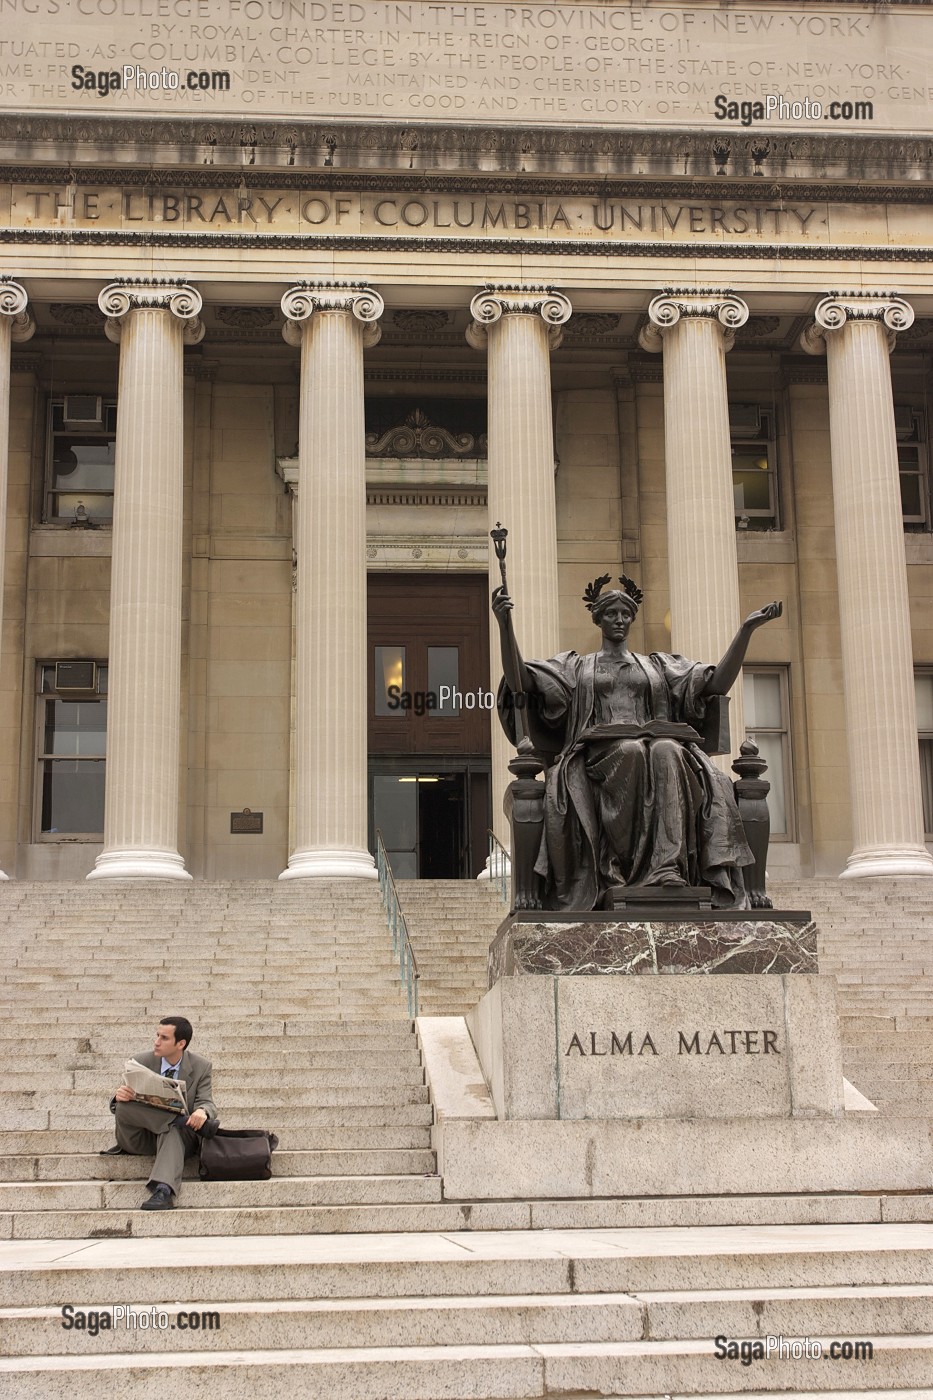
[476,850,511,882]
[841,846,933,880]
[279,849,378,880]
[87,850,192,881]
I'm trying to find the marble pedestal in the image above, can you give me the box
[425,914,933,1200]
[488,910,817,982]
[467,971,840,1122]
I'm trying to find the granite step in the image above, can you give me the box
[2,1067,426,1093]
[4,1282,930,1356]
[4,1192,933,1241]
[0,1046,423,1069]
[5,1224,932,1306]
[5,1028,419,1050]
[37,1086,431,1110]
[4,1338,931,1400]
[4,1104,435,1133]
[0,1149,436,1181]
[0,1126,432,1154]
[2,1200,530,1240]
[0,1174,443,1213]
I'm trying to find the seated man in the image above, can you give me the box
[101,1015,217,1211]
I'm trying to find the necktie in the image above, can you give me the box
[165,1066,177,1079]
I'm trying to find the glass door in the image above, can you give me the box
[370,764,488,878]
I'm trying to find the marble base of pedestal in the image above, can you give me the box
[488,912,816,983]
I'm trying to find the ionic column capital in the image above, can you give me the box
[0,276,35,343]
[800,292,915,356]
[466,284,572,350]
[281,281,384,349]
[638,289,749,353]
[99,278,205,345]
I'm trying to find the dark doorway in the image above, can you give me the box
[419,772,464,878]
[370,765,489,879]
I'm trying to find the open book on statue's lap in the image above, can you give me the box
[122,1059,189,1115]
[580,721,703,745]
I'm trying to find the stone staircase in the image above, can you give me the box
[400,878,503,1014]
[0,881,453,1239]
[2,1223,932,1395]
[1,876,932,1396]
[773,878,933,1120]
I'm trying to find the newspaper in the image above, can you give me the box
[122,1059,189,1116]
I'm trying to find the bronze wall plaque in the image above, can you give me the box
[231,809,263,835]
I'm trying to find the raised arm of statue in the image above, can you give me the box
[704,601,783,697]
[492,585,532,696]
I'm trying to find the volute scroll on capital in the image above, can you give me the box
[280,281,385,350]
[98,279,205,346]
[800,292,915,357]
[466,285,573,351]
[0,276,35,343]
[638,289,749,354]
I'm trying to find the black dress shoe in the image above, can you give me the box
[140,1183,175,1211]
[99,1144,127,1156]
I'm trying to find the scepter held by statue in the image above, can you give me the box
[490,523,536,754]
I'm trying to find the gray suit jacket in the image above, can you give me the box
[110,1048,217,1120]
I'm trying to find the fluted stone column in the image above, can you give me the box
[801,293,933,879]
[467,285,572,848]
[88,280,204,881]
[0,279,35,882]
[639,290,749,762]
[280,281,383,880]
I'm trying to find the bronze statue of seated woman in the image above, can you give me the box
[493,573,782,911]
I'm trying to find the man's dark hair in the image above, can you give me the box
[159,1016,193,1050]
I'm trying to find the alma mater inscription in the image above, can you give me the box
[566,1028,781,1056]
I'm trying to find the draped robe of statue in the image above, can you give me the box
[500,649,753,910]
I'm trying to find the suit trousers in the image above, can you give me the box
[114,1100,200,1195]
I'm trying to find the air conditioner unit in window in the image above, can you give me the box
[728,403,762,439]
[55,660,97,693]
[63,395,103,425]
[893,405,916,440]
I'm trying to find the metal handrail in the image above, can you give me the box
[487,829,511,906]
[374,831,420,1020]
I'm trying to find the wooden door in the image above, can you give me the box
[368,574,491,757]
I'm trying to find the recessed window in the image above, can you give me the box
[895,406,930,531]
[743,666,794,839]
[916,671,933,838]
[36,662,107,839]
[731,404,778,532]
[374,645,406,716]
[45,397,117,526]
[427,646,460,716]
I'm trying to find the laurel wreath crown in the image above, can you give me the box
[583,574,644,611]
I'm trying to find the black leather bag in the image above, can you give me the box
[198,1128,279,1181]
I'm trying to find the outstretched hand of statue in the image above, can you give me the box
[491,585,514,631]
[742,600,783,633]
[705,600,783,697]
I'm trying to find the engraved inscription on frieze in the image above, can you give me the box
[0,2,929,133]
[10,182,904,248]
